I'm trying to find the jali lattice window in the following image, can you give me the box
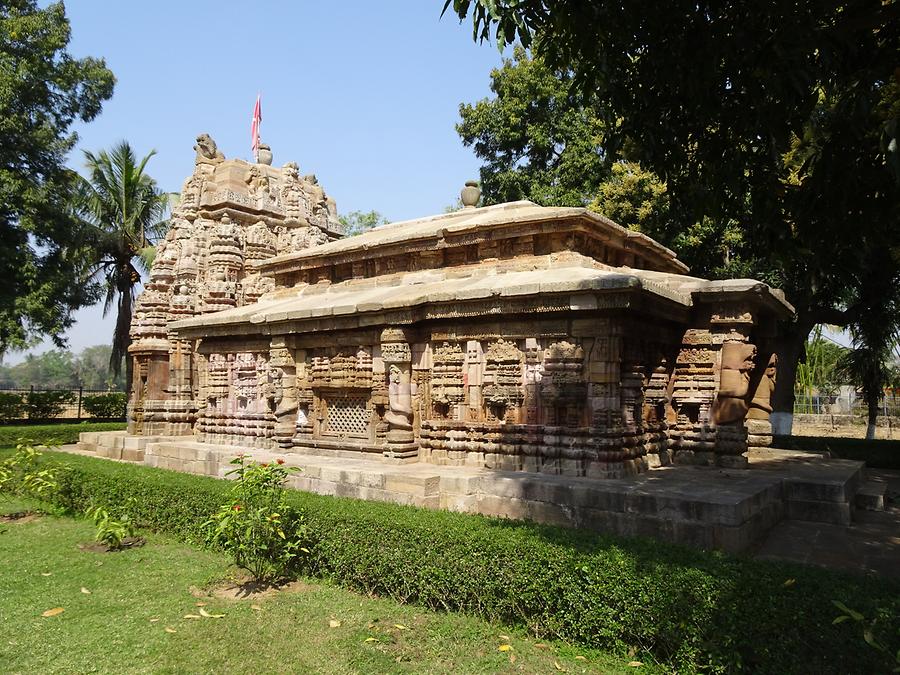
[322,395,370,438]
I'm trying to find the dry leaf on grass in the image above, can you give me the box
[393,624,408,630]
[149,618,160,623]
[628,661,644,668]
[195,601,207,607]
[164,627,176,634]
[41,607,64,617]
[183,614,201,619]
[499,634,510,640]
[534,643,549,650]
[250,604,262,611]
[329,619,342,628]
[80,587,91,595]
[553,662,567,672]
[364,637,378,643]
[40,572,52,577]
[198,608,225,619]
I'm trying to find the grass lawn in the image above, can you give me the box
[0,499,647,674]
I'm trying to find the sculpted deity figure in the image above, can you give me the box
[747,354,777,420]
[384,364,413,430]
[713,342,757,424]
[280,162,309,221]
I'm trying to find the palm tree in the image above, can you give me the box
[835,259,900,440]
[74,142,169,393]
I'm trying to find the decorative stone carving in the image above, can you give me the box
[385,364,413,430]
[747,353,777,420]
[714,342,757,425]
[194,133,224,164]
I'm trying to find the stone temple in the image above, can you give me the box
[79,136,882,551]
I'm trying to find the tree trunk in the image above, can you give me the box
[866,399,878,440]
[771,317,815,437]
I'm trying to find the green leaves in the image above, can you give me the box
[205,456,308,583]
[0,0,114,353]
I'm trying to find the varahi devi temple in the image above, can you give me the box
[79,136,881,551]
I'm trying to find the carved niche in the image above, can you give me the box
[540,340,586,426]
[482,338,523,421]
[430,342,465,418]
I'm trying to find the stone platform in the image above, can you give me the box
[74,431,878,554]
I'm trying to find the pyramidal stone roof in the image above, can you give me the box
[169,198,793,338]
[254,200,689,276]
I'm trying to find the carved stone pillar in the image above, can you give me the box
[380,327,417,460]
[710,304,756,468]
[746,351,777,450]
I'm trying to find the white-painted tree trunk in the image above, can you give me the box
[770,412,793,436]
[866,423,876,440]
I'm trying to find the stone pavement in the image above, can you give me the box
[752,469,900,579]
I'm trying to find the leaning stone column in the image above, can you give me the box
[380,327,418,460]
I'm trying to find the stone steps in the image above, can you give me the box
[855,480,887,512]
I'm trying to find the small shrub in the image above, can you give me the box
[24,390,75,420]
[88,504,136,549]
[81,393,127,419]
[0,443,60,500]
[204,456,308,583]
[0,392,25,422]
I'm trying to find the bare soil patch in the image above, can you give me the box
[77,536,146,553]
[192,575,314,601]
[0,510,41,524]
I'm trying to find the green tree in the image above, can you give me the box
[74,344,125,390]
[457,46,611,207]
[0,345,124,389]
[339,210,389,236]
[74,142,169,390]
[448,1,900,432]
[457,50,764,281]
[0,1,115,355]
[794,326,850,415]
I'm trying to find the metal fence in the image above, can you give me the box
[793,392,900,418]
[0,386,127,422]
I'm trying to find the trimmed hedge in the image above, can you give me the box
[0,392,25,421]
[81,392,128,419]
[0,422,125,447]
[7,449,899,673]
[775,434,900,470]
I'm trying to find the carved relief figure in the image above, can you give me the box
[713,342,757,424]
[384,364,413,430]
[747,353,777,420]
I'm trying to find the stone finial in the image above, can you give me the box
[257,142,272,166]
[461,180,481,209]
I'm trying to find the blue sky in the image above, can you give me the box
[6,1,509,364]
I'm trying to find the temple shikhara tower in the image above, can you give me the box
[123,133,792,478]
[128,134,343,439]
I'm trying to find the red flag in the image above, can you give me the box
[251,94,262,156]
